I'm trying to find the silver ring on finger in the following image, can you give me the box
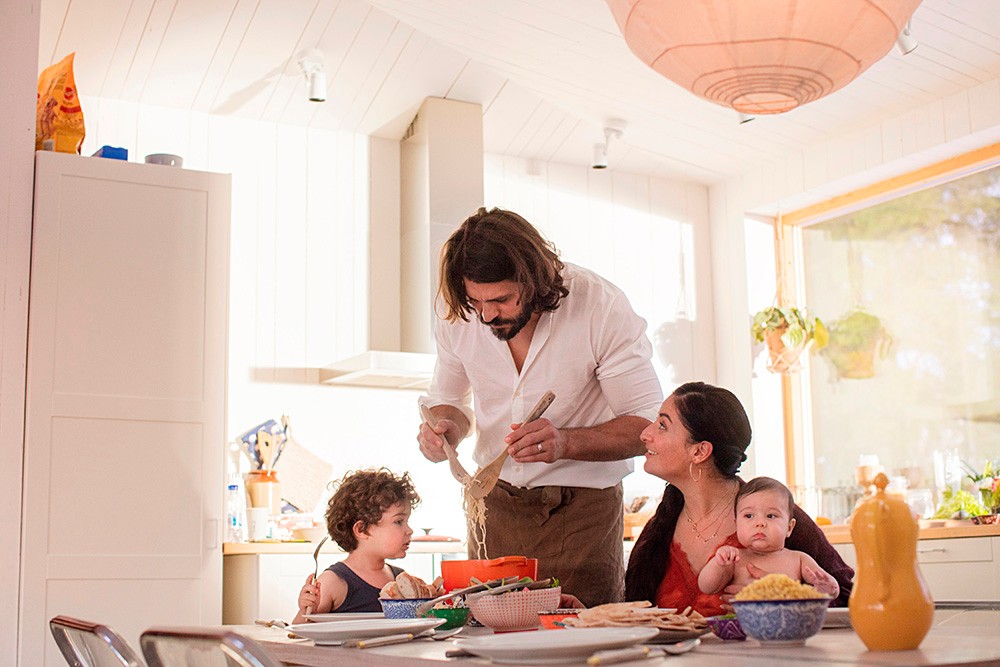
[537,443,543,453]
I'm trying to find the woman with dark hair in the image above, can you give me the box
[624,382,853,616]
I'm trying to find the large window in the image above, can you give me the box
[787,153,1000,523]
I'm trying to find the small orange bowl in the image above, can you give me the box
[537,608,579,630]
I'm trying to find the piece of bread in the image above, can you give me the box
[379,581,400,599]
[396,571,423,598]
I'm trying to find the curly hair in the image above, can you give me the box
[438,207,568,322]
[324,468,420,552]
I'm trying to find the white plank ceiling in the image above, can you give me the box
[39,0,1000,185]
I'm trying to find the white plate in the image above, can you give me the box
[304,612,384,622]
[823,607,852,628]
[287,618,443,645]
[455,627,660,664]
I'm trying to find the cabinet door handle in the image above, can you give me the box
[917,547,946,554]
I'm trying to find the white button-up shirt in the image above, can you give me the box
[421,263,662,489]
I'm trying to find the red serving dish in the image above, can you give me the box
[440,556,538,591]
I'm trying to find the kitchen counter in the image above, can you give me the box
[223,539,467,556]
[820,520,1000,544]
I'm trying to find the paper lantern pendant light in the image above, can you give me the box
[605,0,923,114]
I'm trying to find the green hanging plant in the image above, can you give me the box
[821,309,893,379]
[751,306,828,374]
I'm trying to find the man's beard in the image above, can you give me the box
[480,304,532,341]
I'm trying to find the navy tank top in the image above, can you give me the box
[326,561,403,613]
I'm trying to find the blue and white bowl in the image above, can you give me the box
[731,598,830,645]
[380,597,436,619]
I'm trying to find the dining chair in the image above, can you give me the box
[139,627,282,667]
[49,615,145,667]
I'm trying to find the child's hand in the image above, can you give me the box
[297,574,321,615]
[802,565,839,598]
[714,545,740,565]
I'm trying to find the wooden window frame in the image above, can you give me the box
[777,141,1000,488]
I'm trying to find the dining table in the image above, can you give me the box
[235,609,1000,667]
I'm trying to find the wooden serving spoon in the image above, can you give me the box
[420,405,472,485]
[469,391,555,500]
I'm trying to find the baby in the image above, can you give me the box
[292,468,419,622]
[698,476,839,598]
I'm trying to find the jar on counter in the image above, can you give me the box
[245,469,282,515]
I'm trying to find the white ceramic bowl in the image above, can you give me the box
[467,586,561,632]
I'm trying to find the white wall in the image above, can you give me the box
[0,1,39,662]
[78,99,714,536]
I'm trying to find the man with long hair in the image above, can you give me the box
[417,207,661,606]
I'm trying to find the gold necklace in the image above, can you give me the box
[683,483,738,544]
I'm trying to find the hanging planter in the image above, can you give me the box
[751,306,828,374]
[821,309,892,379]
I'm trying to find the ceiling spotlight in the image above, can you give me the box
[298,49,327,102]
[738,113,756,124]
[593,122,625,170]
[895,20,918,55]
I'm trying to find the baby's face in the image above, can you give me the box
[735,489,794,554]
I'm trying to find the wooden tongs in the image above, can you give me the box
[468,390,556,500]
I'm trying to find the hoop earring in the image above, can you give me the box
[689,461,702,482]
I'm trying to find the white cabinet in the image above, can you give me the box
[834,536,1000,601]
[21,152,230,666]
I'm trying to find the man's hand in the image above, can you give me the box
[507,418,566,463]
[417,418,463,463]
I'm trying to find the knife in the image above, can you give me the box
[342,632,417,649]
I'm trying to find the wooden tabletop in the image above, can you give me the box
[235,610,1000,666]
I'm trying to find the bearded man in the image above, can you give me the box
[416,207,661,606]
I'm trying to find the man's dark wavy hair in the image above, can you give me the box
[438,207,568,322]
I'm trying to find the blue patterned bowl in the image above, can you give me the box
[731,598,830,645]
[379,597,436,619]
[706,614,746,641]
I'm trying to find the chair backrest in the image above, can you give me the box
[49,615,145,667]
[139,627,282,667]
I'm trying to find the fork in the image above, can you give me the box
[305,535,329,615]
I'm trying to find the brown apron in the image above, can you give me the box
[469,479,624,607]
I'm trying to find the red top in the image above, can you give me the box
[654,533,742,617]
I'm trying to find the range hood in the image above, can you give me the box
[320,98,484,390]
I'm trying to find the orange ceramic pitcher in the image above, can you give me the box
[849,472,933,650]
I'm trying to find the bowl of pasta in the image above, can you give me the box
[730,574,830,645]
